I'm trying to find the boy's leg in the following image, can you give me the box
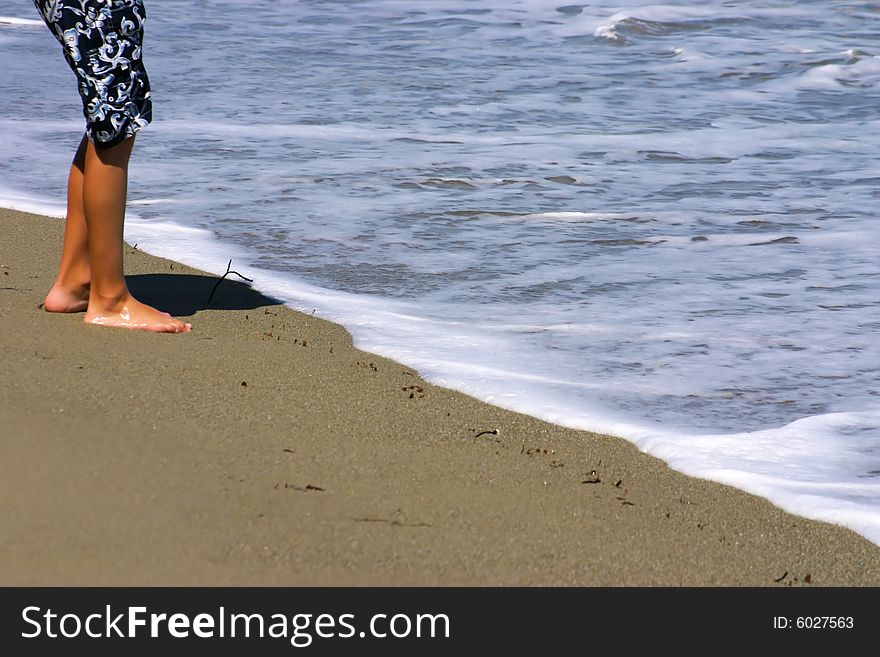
[81,136,191,333]
[43,135,91,313]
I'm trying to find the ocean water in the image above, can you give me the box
[2,1,879,544]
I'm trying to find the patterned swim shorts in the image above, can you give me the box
[33,0,152,148]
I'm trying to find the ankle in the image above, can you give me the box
[54,274,91,291]
[88,288,132,312]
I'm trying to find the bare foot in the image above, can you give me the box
[44,282,90,313]
[84,294,192,333]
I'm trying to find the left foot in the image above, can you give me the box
[43,282,90,313]
[84,294,192,333]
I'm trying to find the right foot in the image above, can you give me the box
[84,295,192,333]
[43,282,90,313]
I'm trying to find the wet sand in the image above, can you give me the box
[1,207,878,586]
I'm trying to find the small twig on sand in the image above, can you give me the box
[207,259,253,304]
[354,517,431,528]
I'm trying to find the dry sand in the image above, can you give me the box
[2,207,879,585]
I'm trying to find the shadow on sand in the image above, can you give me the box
[126,273,281,317]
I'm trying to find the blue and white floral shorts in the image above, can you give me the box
[34,0,152,148]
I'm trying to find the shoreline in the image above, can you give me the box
[2,207,879,585]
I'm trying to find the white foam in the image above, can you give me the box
[0,191,65,219]
[759,55,880,93]
[587,5,744,40]
[515,211,640,222]
[127,198,190,207]
[0,16,43,26]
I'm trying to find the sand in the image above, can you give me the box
[1,207,878,586]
